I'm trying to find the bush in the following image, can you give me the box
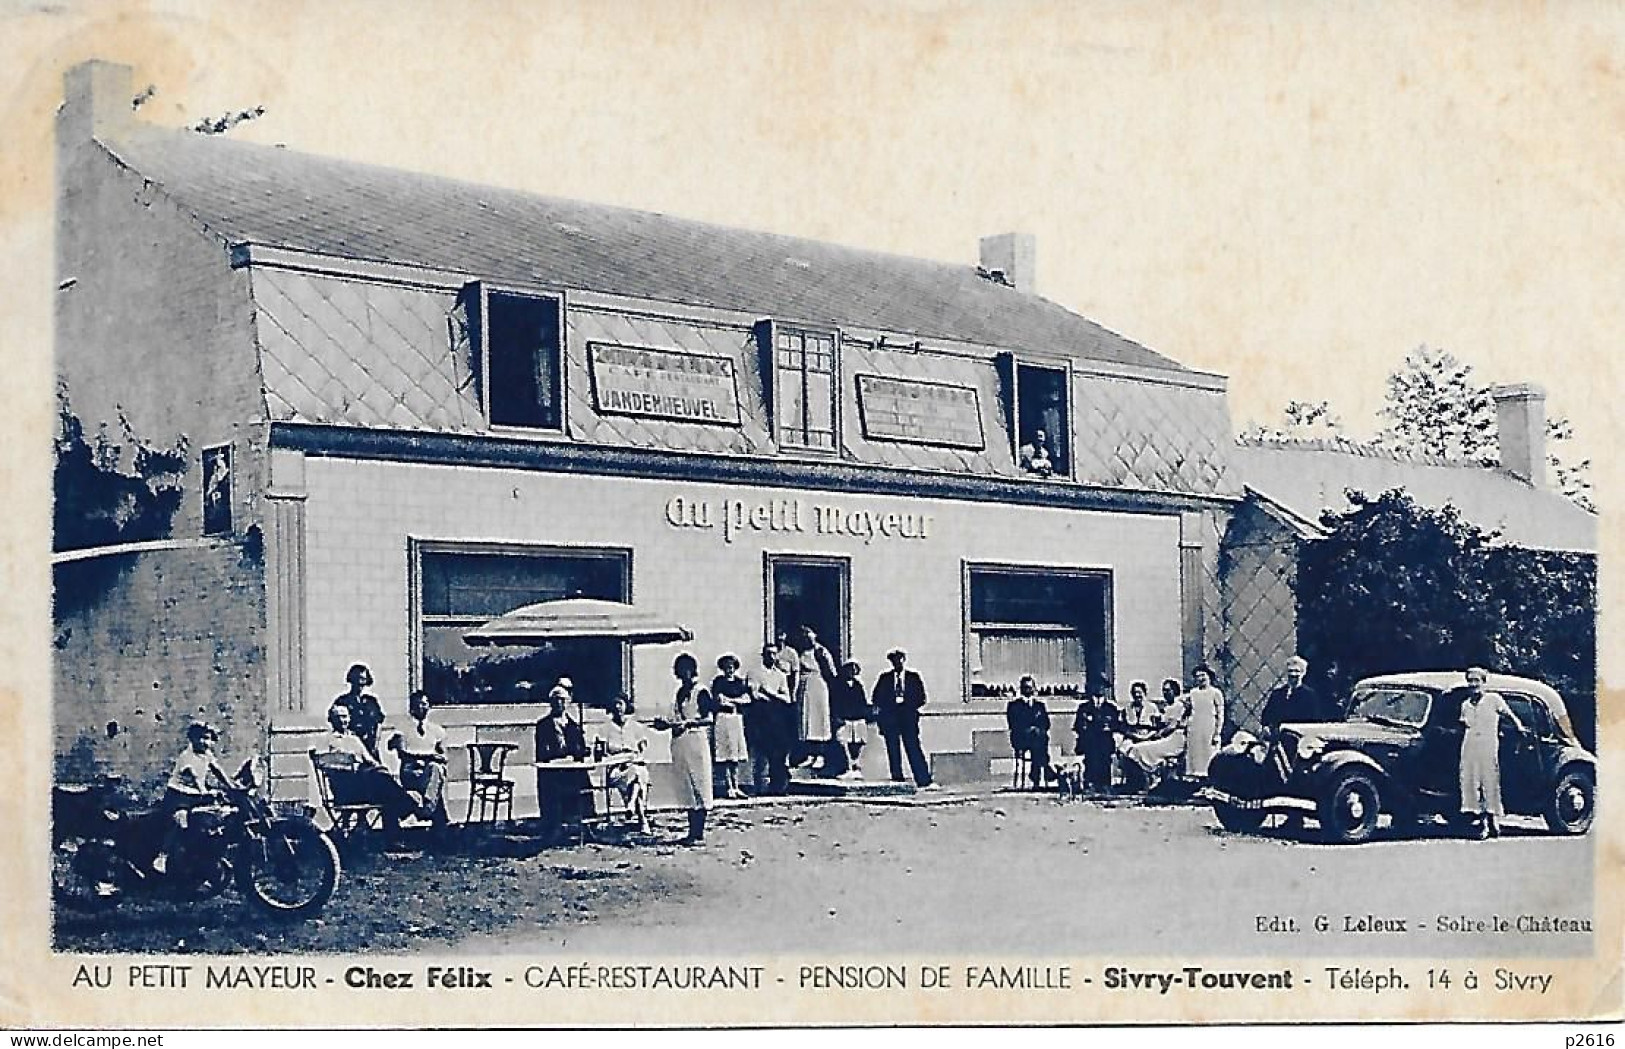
[1297,489,1597,749]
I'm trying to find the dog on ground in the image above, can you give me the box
[1053,760,1085,802]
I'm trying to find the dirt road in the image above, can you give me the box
[55,793,1594,957]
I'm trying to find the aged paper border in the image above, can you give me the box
[2,0,1621,1028]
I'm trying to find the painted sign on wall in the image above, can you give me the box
[856,374,984,449]
[588,343,742,425]
[202,444,232,536]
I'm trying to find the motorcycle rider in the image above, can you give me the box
[152,721,230,875]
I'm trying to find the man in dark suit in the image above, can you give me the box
[534,682,590,838]
[871,649,933,788]
[1071,678,1123,792]
[1005,675,1051,790]
[1259,656,1327,735]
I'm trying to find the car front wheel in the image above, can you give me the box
[1544,766,1595,836]
[1319,770,1381,844]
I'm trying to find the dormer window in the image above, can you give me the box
[761,322,838,454]
[471,284,563,430]
[1001,355,1072,478]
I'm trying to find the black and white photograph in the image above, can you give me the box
[2,0,1619,1032]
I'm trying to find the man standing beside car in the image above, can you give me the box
[1260,656,1326,735]
[1460,666,1526,840]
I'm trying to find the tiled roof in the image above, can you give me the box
[1234,441,1596,553]
[103,127,1184,371]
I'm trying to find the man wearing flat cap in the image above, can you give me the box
[1259,656,1327,735]
[871,648,933,788]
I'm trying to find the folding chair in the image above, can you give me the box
[309,749,385,844]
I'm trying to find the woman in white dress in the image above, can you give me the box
[1122,678,1191,783]
[794,625,836,770]
[1459,666,1525,839]
[662,653,713,845]
[1184,664,1226,778]
[597,693,651,834]
[708,654,752,799]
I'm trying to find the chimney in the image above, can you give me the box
[979,232,1037,294]
[1490,383,1547,487]
[60,60,134,144]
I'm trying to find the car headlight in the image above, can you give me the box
[1296,735,1326,761]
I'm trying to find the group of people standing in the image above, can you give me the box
[661,630,937,846]
[1005,664,1229,793]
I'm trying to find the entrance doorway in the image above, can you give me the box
[765,554,850,662]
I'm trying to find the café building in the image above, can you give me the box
[53,62,1239,806]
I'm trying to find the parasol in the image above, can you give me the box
[464,599,693,717]
[463,598,694,647]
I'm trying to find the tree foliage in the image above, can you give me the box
[1250,345,1594,511]
[1376,345,1594,510]
[54,384,187,552]
[189,105,266,135]
[1375,345,1498,462]
[1239,400,1343,442]
[1297,489,1597,748]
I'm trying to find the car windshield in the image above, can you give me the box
[1348,687,1432,728]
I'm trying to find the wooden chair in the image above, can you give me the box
[465,741,518,825]
[309,749,384,843]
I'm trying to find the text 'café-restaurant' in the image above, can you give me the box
[52,61,1240,803]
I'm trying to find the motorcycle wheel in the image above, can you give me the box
[238,819,341,919]
[52,840,120,913]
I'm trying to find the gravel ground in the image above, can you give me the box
[54,793,1594,957]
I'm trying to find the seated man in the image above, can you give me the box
[1005,676,1051,790]
[389,689,450,831]
[319,705,418,842]
[534,682,591,838]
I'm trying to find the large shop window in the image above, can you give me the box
[476,288,563,430]
[768,325,838,453]
[417,545,629,707]
[965,565,1110,701]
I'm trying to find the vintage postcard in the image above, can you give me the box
[1,0,1619,1031]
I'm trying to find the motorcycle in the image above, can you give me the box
[52,760,341,919]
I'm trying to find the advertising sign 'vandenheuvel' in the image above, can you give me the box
[8,1,1619,1032]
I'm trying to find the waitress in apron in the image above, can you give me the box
[663,653,714,845]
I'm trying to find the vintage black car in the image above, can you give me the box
[1204,671,1596,843]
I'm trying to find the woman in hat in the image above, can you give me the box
[709,654,751,799]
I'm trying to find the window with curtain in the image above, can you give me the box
[417,545,629,707]
[965,566,1110,700]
